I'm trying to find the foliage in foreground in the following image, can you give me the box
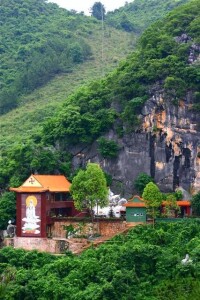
[191,192,200,216]
[1,220,200,299]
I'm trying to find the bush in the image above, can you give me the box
[97,137,119,158]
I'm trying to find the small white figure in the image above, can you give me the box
[181,254,192,265]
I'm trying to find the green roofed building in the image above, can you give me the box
[123,195,146,223]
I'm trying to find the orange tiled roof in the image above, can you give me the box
[123,196,191,208]
[162,200,191,207]
[10,175,71,193]
[10,187,48,193]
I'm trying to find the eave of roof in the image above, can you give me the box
[162,200,191,207]
[9,187,48,193]
[123,202,146,208]
[10,174,71,193]
[124,200,191,208]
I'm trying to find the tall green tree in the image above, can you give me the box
[164,193,179,217]
[191,192,200,216]
[70,163,108,216]
[90,2,105,20]
[142,182,162,227]
[0,192,16,230]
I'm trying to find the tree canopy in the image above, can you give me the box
[1,220,200,299]
[142,182,163,225]
[142,182,163,207]
[70,163,108,212]
[191,192,200,216]
[90,2,105,20]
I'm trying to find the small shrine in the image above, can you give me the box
[123,195,146,223]
[10,174,80,238]
[124,195,192,223]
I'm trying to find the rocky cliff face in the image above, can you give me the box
[70,91,200,197]
[141,91,200,194]
[70,35,200,197]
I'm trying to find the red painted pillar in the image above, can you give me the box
[41,193,47,238]
[186,205,190,216]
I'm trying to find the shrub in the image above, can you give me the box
[97,137,119,158]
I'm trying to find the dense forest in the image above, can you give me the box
[0,0,199,228]
[1,220,200,299]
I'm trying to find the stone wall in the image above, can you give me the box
[98,220,126,236]
[51,219,127,238]
[4,237,89,254]
[2,220,127,254]
[13,237,62,253]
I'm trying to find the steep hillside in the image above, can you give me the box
[0,0,191,148]
[106,0,190,33]
[0,0,199,197]
[0,26,132,151]
[38,0,199,195]
[0,0,133,148]
[0,0,132,115]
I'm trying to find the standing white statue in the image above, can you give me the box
[22,196,41,234]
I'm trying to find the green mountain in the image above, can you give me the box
[0,0,103,114]
[106,0,189,32]
[40,0,199,153]
[0,0,191,115]
[1,0,199,182]
[0,0,190,151]
[0,0,133,145]
[0,0,199,226]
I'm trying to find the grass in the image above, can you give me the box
[0,25,135,152]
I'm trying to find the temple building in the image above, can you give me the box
[123,195,146,223]
[124,195,191,223]
[10,174,81,238]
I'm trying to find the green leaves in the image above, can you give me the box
[142,182,163,208]
[1,220,200,298]
[0,0,92,114]
[142,182,163,225]
[70,163,108,211]
[97,138,119,158]
[0,192,16,229]
[191,192,200,216]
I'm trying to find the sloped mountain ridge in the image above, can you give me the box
[65,1,200,195]
[0,0,199,198]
